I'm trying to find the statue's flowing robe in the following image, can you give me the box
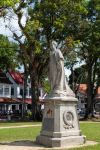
[49,48,75,97]
[49,49,65,92]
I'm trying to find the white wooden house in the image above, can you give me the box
[0,70,32,119]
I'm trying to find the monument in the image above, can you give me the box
[36,41,86,147]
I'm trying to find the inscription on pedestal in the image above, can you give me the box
[42,108,54,131]
[42,118,54,131]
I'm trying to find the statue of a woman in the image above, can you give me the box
[49,41,75,97]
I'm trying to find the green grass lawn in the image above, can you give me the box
[80,123,100,142]
[0,122,99,150]
[0,126,41,142]
[69,144,100,150]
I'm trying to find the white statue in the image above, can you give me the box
[49,41,75,97]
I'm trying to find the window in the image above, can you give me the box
[29,88,32,96]
[20,89,23,96]
[4,86,9,95]
[0,85,3,95]
[0,84,10,97]
[81,100,84,103]
[25,88,28,96]
[11,87,14,96]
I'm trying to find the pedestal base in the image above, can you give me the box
[36,135,86,147]
[36,96,86,147]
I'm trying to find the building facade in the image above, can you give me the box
[0,70,32,119]
[76,84,100,114]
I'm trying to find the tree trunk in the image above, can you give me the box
[30,68,41,121]
[85,62,94,119]
[70,65,75,91]
[30,73,37,120]
[22,70,28,119]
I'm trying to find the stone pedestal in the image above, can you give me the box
[36,96,86,147]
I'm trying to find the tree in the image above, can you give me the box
[0,34,19,70]
[69,64,88,90]
[74,0,100,118]
[1,0,87,120]
[64,42,78,91]
[0,0,19,16]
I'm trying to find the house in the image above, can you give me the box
[0,70,12,98]
[7,70,32,111]
[0,70,21,118]
[76,84,87,110]
[7,70,31,99]
[76,84,100,113]
[94,87,100,112]
[0,70,32,119]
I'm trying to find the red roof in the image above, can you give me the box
[0,98,21,103]
[77,84,87,94]
[0,97,32,104]
[9,70,24,85]
[77,84,100,95]
[24,98,32,104]
[18,98,32,104]
[97,87,100,95]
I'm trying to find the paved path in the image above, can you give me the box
[0,141,98,150]
[0,124,41,129]
[0,121,100,129]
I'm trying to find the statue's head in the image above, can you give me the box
[50,40,57,50]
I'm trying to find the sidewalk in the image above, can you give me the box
[0,121,99,129]
[0,141,98,150]
[0,124,41,129]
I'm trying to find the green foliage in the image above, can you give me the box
[78,0,100,56]
[0,34,19,70]
[25,20,41,34]
[7,0,88,77]
[0,0,19,16]
[37,0,87,41]
[71,0,100,117]
[42,79,51,93]
[69,65,88,85]
[0,0,19,7]
[76,0,100,83]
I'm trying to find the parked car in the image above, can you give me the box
[77,108,86,116]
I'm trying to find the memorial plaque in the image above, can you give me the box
[42,118,54,131]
